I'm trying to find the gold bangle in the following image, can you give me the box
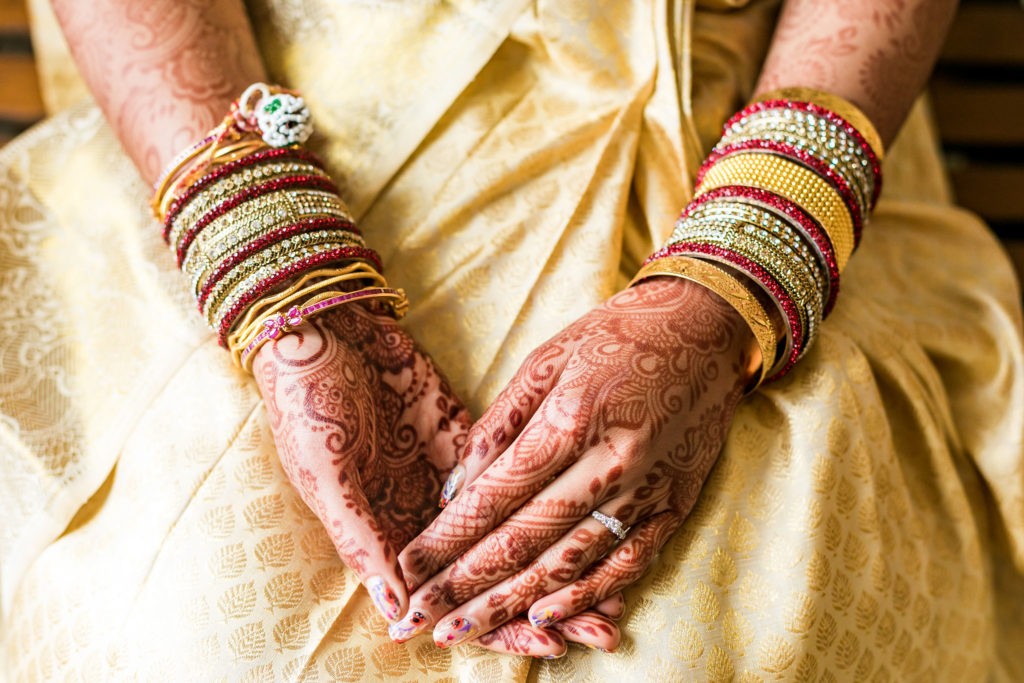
[226,263,387,355]
[753,87,885,162]
[630,256,778,391]
[695,152,855,272]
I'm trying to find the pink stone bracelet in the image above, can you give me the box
[213,246,385,345]
[239,287,407,369]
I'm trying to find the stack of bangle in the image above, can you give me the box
[151,83,407,370]
[633,87,884,389]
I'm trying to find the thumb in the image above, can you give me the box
[316,464,409,624]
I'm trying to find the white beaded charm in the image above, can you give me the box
[238,83,313,147]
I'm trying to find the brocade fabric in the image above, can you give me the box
[1,0,1022,680]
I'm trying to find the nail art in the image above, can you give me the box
[366,576,401,623]
[529,605,564,628]
[536,651,567,659]
[388,610,430,643]
[433,616,478,648]
[438,465,465,508]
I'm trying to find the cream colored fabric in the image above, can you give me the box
[2,0,1023,680]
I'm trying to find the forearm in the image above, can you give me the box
[756,0,958,146]
[51,0,266,183]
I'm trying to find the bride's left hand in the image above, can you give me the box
[392,277,758,649]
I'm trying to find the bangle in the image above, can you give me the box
[752,87,885,162]
[227,263,387,353]
[683,186,840,316]
[695,152,855,272]
[239,287,408,372]
[630,256,778,391]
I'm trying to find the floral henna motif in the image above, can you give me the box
[401,278,755,646]
[253,303,470,612]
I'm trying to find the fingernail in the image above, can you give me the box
[586,644,616,654]
[438,465,465,508]
[366,576,402,623]
[388,610,431,643]
[433,616,478,648]
[535,651,567,659]
[529,605,566,628]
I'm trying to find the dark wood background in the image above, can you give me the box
[1,0,1022,290]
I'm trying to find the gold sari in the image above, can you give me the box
[2,0,1022,680]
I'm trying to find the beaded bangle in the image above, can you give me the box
[630,256,778,390]
[201,234,366,317]
[670,223,823,351]
[175,174,339,266]
[163,147,327,236]
[650,241,802,379]
[238,287,407,371]
[683,186,840,316]
[180,190,353,285]
[717,126,872,218]
[695,153,855,271]
[680,205,828,296]
[698,141,863,242]
[197,226,365,306]
[753,87,885,162]
[169,164,336,251]
[724,101,882,208]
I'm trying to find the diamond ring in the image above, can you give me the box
[591,510,629,540]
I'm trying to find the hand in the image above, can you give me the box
[252,303,471,624]
[253,303,627,656]
[392,277,757,648]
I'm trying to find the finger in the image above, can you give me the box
[405,486,670,648]
[469,619,567,658]
[551,612,620,653]
[528,510,683,627]
[399,386,586,588]
[316,466,409,625]
[593,592,625,621]
[438,343,569,507]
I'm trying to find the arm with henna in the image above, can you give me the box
[51,0,620,655]
[393,0,959,651]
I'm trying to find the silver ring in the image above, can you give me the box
[591,510,629,540]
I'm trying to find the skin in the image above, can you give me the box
[52,0,622,656]
[53,0,961,657]
[394,0,961,649]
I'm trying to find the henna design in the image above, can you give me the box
[52,0,268,183]
[473,621,565,657]
[253,303,470,585]
[757,0,957,144]
[400,278,754,647]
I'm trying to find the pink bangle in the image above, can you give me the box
[240,287,407,368]
[213,246,384,345]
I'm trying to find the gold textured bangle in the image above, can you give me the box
[753,87,885,161]
[228,265,383,350]
[630,256,778,391]
[202,235,365,323]
[695,152,855,272]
